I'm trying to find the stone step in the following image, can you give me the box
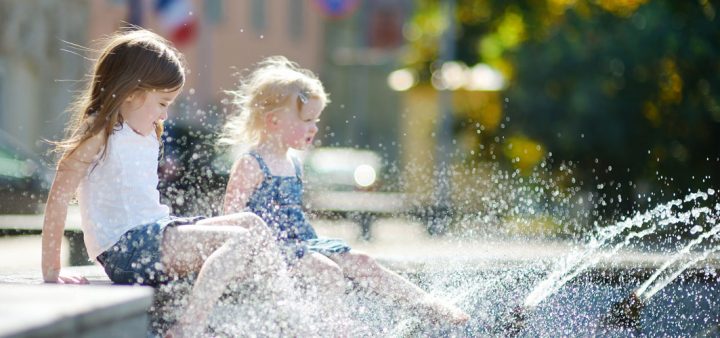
[0,282,152,338]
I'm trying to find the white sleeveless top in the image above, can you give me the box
[77,123,170,259]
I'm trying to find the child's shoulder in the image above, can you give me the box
[227,152,265,187]
[77,122,108,152]
[233,152,259,165]
[230,153,263,174]
[58,121,107,167]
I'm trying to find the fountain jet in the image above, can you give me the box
[603,292,644,330]
[498,305,527,337]
[517,190,716,334]
[603,203,718,332]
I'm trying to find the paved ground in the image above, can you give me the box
[0,216,571,274]
[1,215,696,279]
[4,215,719,337]
[0,235,69,274]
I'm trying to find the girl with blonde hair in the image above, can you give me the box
[222,56,470,325]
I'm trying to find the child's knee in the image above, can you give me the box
[351,252,377,269]
[244,212,265,226]
[230,213,273,239]
[303,255,343,280]
[215,235,254,266]
[320,260,343,279]
[223,232,283,269]
[343,252,380,278]
[226,212,262,226]
[220,231,250,251]
[313,259,345,292]
[221,228,268,254]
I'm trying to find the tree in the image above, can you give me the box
[407,0,720,217]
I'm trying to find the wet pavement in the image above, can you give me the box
[2,216,716,281]
[3,216,720,336]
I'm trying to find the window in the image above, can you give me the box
[251,0,266,33]
[288,0,304,40]
[204,0,223,25]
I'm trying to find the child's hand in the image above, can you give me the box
[51,275,90,284]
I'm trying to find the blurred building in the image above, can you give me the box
[87,0,325,110]
[0,0,412,167]
[321,0,411,169]
[0,0,326,156]
[0,0,88,153]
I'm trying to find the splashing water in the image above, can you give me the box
[636,204,720,301]
[151,104,720,335]
[524,189,717,309]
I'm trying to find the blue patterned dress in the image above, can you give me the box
[245,151,351,261]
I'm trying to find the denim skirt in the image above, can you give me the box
[96,216,204,286]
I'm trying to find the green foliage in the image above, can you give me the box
[409,0,720,213]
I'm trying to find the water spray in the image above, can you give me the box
[604,205,719,330]
[505,189,717,335]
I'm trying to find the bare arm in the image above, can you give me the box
[223,154,263,215]
[42,131,104,283]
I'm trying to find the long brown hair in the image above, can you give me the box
[54,28,185,162]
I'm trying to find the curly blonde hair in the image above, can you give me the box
[220,56,328,151]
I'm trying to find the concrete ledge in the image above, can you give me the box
[0,284,152,338]
[0,208,88,266]
[2,245,719,337]
[0,266,110,285]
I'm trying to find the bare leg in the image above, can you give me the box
[291,252,345,296]
[328,251,469,324]
[161,213,295,337]
[289,252,349,333]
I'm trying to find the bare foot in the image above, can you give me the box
[415,296,470,325]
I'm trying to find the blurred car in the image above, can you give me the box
[301,147,383,192]
[300,147,415,239]
[211,146,385,194]
[0,129,53,214]
[302,148,450,236]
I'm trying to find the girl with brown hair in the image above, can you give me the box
[41,28,297,337]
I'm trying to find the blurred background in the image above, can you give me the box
[0,0,718,239]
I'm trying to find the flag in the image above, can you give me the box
[312,0,360,19]
[154,0,197,46]
[127,0,143,26]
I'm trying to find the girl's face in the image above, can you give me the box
[121,88,181,136]
[273,97,322,150]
